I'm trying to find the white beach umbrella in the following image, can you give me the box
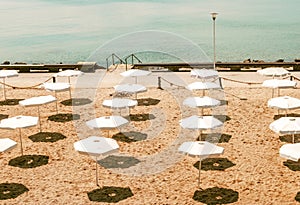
[183,96,220,115]
[74,136,119,186]
[186,81,220,96]
[262,79,296,97]
[269,117,300,143]
[114,83,147,99]
[190,69,219,79]
[102,98,137,115]
[120,69,151,83]
[0,116,38,155]
[42,83,71,112]
[0,70,18,100]
[0,138,17,152]
[86,115,129,137]
[54,70,83,98]
[180,115,223,140]
[178,141,224,188]
[268,96,300,116]
[19,95,57,132]
[257,67,290,78]
[279,143,300,162]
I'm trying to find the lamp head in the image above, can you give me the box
[210,12,218,20]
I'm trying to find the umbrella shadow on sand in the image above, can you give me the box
[8,155,49,169]
[199,133,232,143]
[0,114,8,120]
[28,132,66,143]
[213,115,231,122]
[273,113,300,120]
[0,99,24,106]
[0,183,29,200]
[60,98,92,106]
[279,135,300,143]
[137,98,160,106]
[193,158,236,171]
[112,131,147,143]
[126,113,155,122]
[98,155,141,169]
[87,186,133,203]
[48,113,80,122]
[283,160,300,171]
[193,187,239,204]
[295,192,300,203]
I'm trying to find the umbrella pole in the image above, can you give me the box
[55,91,58,114]
[69,84,72,100]
[3,78,6,100]
[278,88,280,97]
[19,128,23,156]
[293,134,295,143]
[95,156,99,187]
[38,106,42,132]
[198,158,202,189]
[272,89,274,98]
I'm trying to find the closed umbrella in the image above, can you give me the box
[0,116,38,155]
[86,116,129,137]
[269,117,300,143]
[178,141,224,188]
[279,143,300,161]
[0,70,18,100]
[74,136,119,186]
[19,95,56,131]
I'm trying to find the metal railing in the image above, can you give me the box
[106,53,125,69]
[124,54,142,70]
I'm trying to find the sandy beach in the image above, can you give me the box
[1,68,300,204]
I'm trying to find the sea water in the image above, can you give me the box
[0,0,299,66]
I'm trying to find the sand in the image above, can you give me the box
[1,68,300,204]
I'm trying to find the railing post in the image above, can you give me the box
[125,59,128,71]
[112,54,115,65]
[158,76,162,89]
[106,58,109,70]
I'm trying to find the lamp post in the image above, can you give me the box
[210,12,218,70]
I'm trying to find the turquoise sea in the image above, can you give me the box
[0,0,299,66]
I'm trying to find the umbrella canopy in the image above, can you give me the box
[178,141,224,188]
[19,95,56,107]
[0,115,38,129]
[0,70,18,78]
[183,96,220,108]
[262,79,296,89]
[190,69,219,79]
[102,98,137,109]
[180,115,223,130]
[114,84,147,94]
[86,116,129,136]
[269,117,300,143]
[74,136,119,186]
[186,82,220,91]
[279,143,300,161]
[257,67,290,77]
[268,96,300,115]
[19,95,57,132]
[0,70,18,100]
[120,69,151,77]
[0,116,38,155]
[54,69,83,78]
[74,136,119,156]
[42,83,70,92]
[0,138,17,152]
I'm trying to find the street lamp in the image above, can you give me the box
[210,12,218,70]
